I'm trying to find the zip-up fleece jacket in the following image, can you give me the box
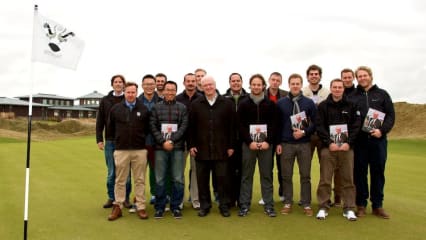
[107,100,149,150]
[96,91,124,143]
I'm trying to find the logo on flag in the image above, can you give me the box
[32,6,84,70]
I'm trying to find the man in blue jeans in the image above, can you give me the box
[96,74,131,209]
[150,81,189,219]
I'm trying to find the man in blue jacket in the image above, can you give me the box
[276,73,316,217]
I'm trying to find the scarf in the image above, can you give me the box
[289,92,302,115]
[250,93,264,105]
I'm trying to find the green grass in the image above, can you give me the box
[1,137,425,239]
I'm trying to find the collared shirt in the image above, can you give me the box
[206,94,218,106]
[113,91,124,97]
[125,100,136,110]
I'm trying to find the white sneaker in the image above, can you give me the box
[128,205,136,213]
[279,196,285,202]
[316,209,328,220]
[343,210,357,221]
[258,198,265,205]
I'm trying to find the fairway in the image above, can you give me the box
[1,137,425,240]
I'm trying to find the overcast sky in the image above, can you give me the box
[1,0,425,103]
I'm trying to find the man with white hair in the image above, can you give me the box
[189,75,236,217]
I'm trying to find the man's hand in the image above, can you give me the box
[339,143,350,151]
[276,144,282,155]
[370,129,382,138]
[292,128,304,140]
[329,143,339,152]
[97,142,104,150]
[163,141,174,151]
[190,147,198,157]
[227,149,234,157]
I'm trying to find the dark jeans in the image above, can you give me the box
[354,136,388,209]
[196,160,230,211]
[154,150,185,211]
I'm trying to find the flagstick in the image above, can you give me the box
[24,5,38,240]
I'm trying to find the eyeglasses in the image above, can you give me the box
[165,88,177,92]
[142,83,155,86]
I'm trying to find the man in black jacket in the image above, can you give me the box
[189,75,236,217]
[353,66,395,219]
[315,79,361,221]
[223,72,249,208]
[95,74,131,209]
[107,82,150,221]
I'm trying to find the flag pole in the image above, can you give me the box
[24,4,38,240]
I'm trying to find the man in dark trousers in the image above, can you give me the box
[189,75,236,217]
[353,66,395,219]
[223,72,248,208]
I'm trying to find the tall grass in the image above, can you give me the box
[1,137,425,239]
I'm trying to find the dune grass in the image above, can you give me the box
[1,137,425,240]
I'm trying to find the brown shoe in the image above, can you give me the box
[103,199,114,208]
[137,209,149,219]
[373,208,390,219]
[108,205,122,221]
[303,206,314,217]
[356,206,366,217]
[280,204,292,215]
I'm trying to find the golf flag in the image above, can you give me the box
[32,6,84,70]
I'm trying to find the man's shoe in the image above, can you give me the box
[108,205,122,221]
[356,206,367,217]
[264,208,277,217]
[103,199,114,208]
[198,209,210,217]
[280,204,292,215]
[279,196,285,202]
[137,209,148,219]
[154,210,164,219]
[258,198,265,205]
[372,208,390,219]
[123,200,132,209]
[304,206,314,217]
[220,209,231,217]
[172,209,183,219]
[238,207,249,217]
[316,209,328,220]
[343,210,357,221]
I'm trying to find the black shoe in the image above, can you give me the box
[220,209,231,217]
[238,208,249,217]
[198,209,210,217]
[154,210,164,219]
[264,208,277,217]
[103,199,114,208]
[172,209,183,219]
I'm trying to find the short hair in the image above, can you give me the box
[125,82,138,90]
[330,78,343,87]
[288,73,303,84]
[306,64,322,76]
[164,80,178,91]
[269,72,282,79]
[110,74,126,86]
[249,74,267,89]
[200,75,215,86]
[184,73,195,81]
[155,73,167,81]
[142,74,155,83]
[340,68,354,78]
[355,66,373,80]
[194,68,207,74]
[229,73,242,81]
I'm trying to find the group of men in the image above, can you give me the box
[96,65,395,222]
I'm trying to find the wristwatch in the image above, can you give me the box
[168,140,174,144]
